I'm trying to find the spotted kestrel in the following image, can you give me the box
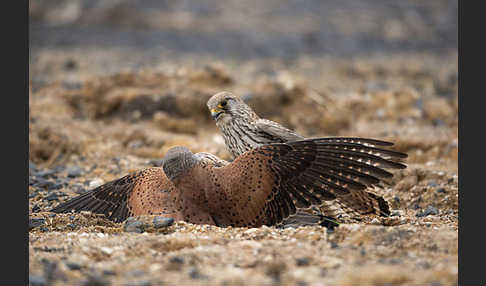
[51,137,405,227]
[207,91,407,218]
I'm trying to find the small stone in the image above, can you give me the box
[65,262,82,270]
[67,166,83,178]
[428,181,438,188]
[82,273,110,286]
[416,206,439,217]
[123,281,152,286]
[370,218,381,225]
[64,58,78,70]
[436,188,446,194]
[33,179,56,190]
[296,257,310,266]
[167,256,184,271]
[188,267,208,280]
[29,218,45,230]
[88,178,104,189]
[63,80,82,90]
[169,256,184,264]
[29,274,47,286]
[45,193,59,201]
[36,169,57,178]
[124,219,145,233]
[152,217,174,228]
[102,270,116,276]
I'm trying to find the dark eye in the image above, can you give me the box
[220,100,227,107]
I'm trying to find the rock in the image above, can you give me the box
[65,262,82,270]
[33,179,57,190]
[63,80,83,90]
[166,256,184,271]
[29,218,45,230]
[123,281,152,286]
[29,274,47,286]
[416,206,439,217]
[88,178,104,189]
[296,257,310,266]
[436,188,446,194]
[82,273,110,286]
[188,267,208,280]
[124,218,145,233]
[427,181,438,188]
[35,169,57,178]
[45,193,59,201]
[67,166,83,178]
[152,217,174,228]
[64,58,78,70]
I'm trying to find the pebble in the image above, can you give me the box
[36,169,57,178]
[63,80,83,90]
[29,274,47,286]
[88,178,104,189]
[296,257,310,266]
[45,193,59,201]
[64,58,78,70]
[123,281,152,286]
[428,181,438,188]
[82,273,110,286]
[188,267,208,280]
[29,218,45,230]
[416,206,439,217]
[33,179,58,190]
[65,262,82,270]
[67,166,83,178]
[124,219,145,233]
[152,217,174,228]
[436,188,446,194]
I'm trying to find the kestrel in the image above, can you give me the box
[51,138,405,227]
[207,91,407,218]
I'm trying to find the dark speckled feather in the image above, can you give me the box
[207,91,407,218]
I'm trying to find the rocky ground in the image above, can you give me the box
[29,1,457,285]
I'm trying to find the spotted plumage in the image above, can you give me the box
[207,91,408,218]
[51,139,406,227]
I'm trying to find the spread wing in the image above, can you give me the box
[210,138,406,227]
[254,118,304,142]
[50,168,177,222]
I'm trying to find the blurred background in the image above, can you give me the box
[30,0,457,60]
[29,0,458,172]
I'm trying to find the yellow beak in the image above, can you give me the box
[210,108,224,120]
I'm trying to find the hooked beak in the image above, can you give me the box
[210,108,224,120]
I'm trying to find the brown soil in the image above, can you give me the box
[29,49,458,286]
[29,2,457,284]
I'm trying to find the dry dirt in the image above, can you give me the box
[29,2,457,285]
[29,50,458,286]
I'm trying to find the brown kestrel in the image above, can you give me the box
[207,91,407,218]
[51,138,406,227]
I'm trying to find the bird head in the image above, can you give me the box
[207,91,256,124]
[162,146,199,182]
